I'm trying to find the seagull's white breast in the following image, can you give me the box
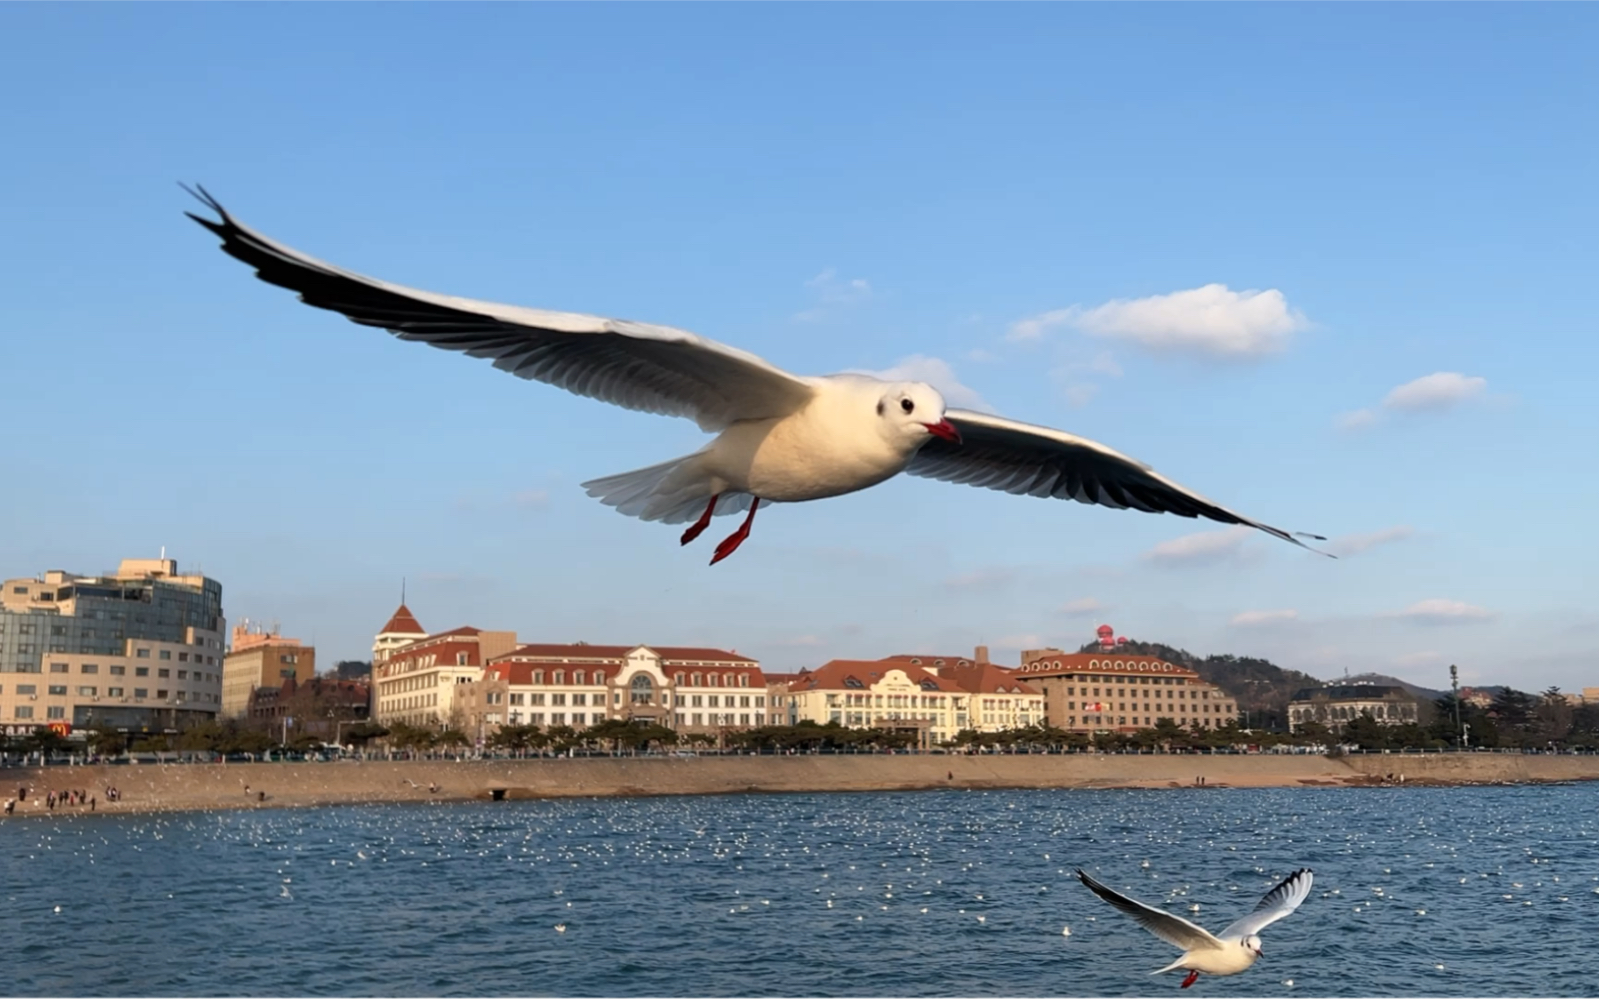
[705,387,916,503]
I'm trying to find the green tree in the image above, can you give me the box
[86,725,127,757]
[342,722,390,748]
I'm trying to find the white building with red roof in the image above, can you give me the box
[480,642,772,738]
[781,648,1043,747]
[372,626,517,728]
[372,601,428,668]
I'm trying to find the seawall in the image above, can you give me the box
[7,751,1598,817]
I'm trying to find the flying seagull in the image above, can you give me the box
[184,186,1329,564]
[1076,868,1314,989]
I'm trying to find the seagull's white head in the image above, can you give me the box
[1244,934,1263,958]
[876,382,960,447]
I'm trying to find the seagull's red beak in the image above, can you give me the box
[922,419,962,444]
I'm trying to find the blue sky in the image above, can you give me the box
[2,5,1595,691]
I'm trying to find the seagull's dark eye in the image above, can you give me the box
[900,398,915,414]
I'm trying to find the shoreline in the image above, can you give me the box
[5,752,1597,818]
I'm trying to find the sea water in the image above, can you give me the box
[3,784,1594,997]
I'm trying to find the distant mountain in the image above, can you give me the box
[1078,639,1322,730]
[1342,672,1445,702]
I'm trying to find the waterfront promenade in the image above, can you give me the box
[6,751,1599,817]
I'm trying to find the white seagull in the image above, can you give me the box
[1077,868,1314,989]
[185,186,1329,564]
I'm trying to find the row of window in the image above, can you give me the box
[1068,715,1218,728]
[10,688,211,717]
[41,662,215,682]
[1063,685,1210,699]
[1069,700,1223,713]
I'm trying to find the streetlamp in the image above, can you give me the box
[1450,664,1464,750]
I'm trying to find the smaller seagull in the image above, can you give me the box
[1077,868,1313,989]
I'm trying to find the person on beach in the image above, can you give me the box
[89,795,95,812]
[4,798,13,815]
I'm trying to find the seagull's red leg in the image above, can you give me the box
[710,498,760,565]
[1180,971,1200,989]
[681,495,720,546]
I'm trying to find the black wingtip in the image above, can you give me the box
[178,181,226,220]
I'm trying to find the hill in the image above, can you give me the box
[1342,672,1445,702]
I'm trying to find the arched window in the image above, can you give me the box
[738,673,749,688]
[724,673,734,687]
[554,670,565,685]
[692,672,702,687]
[630,672,654,705]
[533,670,544,684]
[574,670,585,685]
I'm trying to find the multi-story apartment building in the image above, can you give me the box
[220,621,316,719]
[1018,637,1238,734]
[372,626,518,727]
[0,557,226,735]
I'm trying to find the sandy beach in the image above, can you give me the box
[5,751,1597,818]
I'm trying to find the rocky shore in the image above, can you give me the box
[5,751,1596,818]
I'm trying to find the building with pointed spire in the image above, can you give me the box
[372,601,427,668]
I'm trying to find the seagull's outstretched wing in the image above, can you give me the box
[184,186,815,432]
[1077,870,1224,952]
[1220,868,1314,940]
[908,409,1330,554]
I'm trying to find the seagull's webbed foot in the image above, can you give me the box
[681,495,719,546]
[709,498,760,565]
[1180,970,1200,989]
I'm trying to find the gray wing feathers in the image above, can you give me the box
[1077,870,1223,952]
[909,409,1329,554]
[184,186,814,432]
[1221,868,1315,940]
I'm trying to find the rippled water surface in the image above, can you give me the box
[4,785,1596,996]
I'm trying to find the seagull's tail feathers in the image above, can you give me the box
[582,455,755,524]
[1151,957,1189,976]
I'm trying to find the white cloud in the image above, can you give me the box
[1394,650,1443,668]
[1008,307,1076,343]
[513,489,550,510]
[1230,608,1300,626]
[1325,525,1414,558]
[1336,408,1379,431]
[858,354,993,412]
[795,267,872,321]
[1051,350,1124,408]
[941,567,1016,591]
[1383,372,1488,412]
[1010,284,1308,357]
[1391,599,1495,625]
[1337,372,1489,430]
[1061,383,1099,408]
[1143,526,1253,566]
[1060,597,1106,616]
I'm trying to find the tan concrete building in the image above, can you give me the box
[1018,640,1238,734]
[0,557,226,737]
[220,621,316,719]
[372,626,518,728]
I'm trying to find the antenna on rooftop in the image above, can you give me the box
[401,577,407,606]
